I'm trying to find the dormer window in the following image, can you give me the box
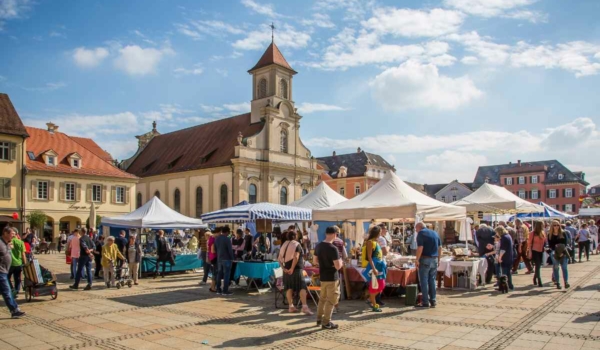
[68,152,82,168]
[558,173,564,180]
[48,156,55,166]
[43,149,58,166]
[73,159,79,168]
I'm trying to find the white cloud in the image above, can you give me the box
[72,47,109,68]
[200,105,224,113]
[215,68,228,77]
[175,24,203,40]
[314,0,374,21]
[223,102,250,113]
[510,41,600,77]
[461,56,479,65]
[444,0,545,22]
[141,104,193,122]
[300,13,335,29]
[233,24,310,50]
[25,112,139,137]
[296,103,349,114]
[114,45,174,76]
[363,8,464,38]
[446,31,511,65]
[21,82,67,92]
[370,60,483,111]
[0,0,31,30]
[174,65,204,76]
[187,20,244,37]
[541,118,599,152]
[102,140,139,161]
[241,0,277,17]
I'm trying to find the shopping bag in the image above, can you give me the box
[370,271,379,290]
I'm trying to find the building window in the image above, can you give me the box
[249,184,257,204]
[340,187,345,196]
[280,187,288,205]
[518,176,525,184]
[0,178,10,198]
[565,188,573,198]
[531,190,539,200]
[558,173,564,180]
[302,189,308,197]
[592,188,596,194]
[65,183,76,201]
[549,189,557,199]
[48,156,56,166]
[38,181,49,200]
[452,195,457,202]
[136,192,142,209]
[0,142,10,160]
[195,187,203,217]
[354,185,360,195]
[484,177,489,183]
[116,186,125,203]
[174,189,181,212]
[73,159,79,168]
[506,178,513,185]
[258,78,267,98]
[220,184,228,209]
[279,79,288,99]
[518,190,526,199]
[565,204,573,212]
[532,175,538,184]
[154,190,160,199]
[280,130,288,153]
[441,196,446,202]
[92,185,102,202]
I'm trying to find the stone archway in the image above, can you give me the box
[58,215,82,238]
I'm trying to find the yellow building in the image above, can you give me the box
[122,41,318,216]
[24,123,138,240]
[0,94,29,231]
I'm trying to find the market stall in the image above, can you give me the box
[102,197,207,276]
[510,201,577,221]
[451,183,543,214]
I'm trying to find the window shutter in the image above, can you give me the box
[547,189,550,198]
[562,189,565,198]
[504,178,507,185]
[529,176,532,183]
[9,143,16,161]
[562,205,566,211]
[111,186,116,204]
[125,187,130,204]
[31,180,37,200]
[59,182,65,201]
[76,183,81,202]
[572,188,576,198]
[101,185,107,203]
[86,184,92,202]
[1,179,8,198]
[528,191,532,199]
[48,181,55,201]
[524,177,527,184]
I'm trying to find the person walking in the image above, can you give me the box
[576,223,591,262]
[207,228,220,292]
[154,230,172,279]
[93,236,104,280]
[528,221,547,287]
[415,222,441,308]
[548,220,570,289]
[278,230,312,315]
[512,219,532,274]
[125,235,142,285]
[58,231,67,253]
[8,229,26,298]
[67,229,81,280]
[564,221,577,263]
[590,220,599,254]
[214,226,234,296]
[115,231,128,279]
[496,226,514,292]
[199,230,211,285]
[314,226,343,330]
[101,236,125,288]
[362,226,386,312]
[70,229,95,290]
[1,227,25,318]
[475,224,496,284]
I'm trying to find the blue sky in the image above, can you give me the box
[1,0,599,186]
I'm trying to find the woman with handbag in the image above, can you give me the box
[278,230,312,315]
[361,226,386,313]
[154,230,171,279]
[528,221,547,287]
[548,220,570,289]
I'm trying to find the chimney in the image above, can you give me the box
[357,147,362,153]
[517,160,521,166]
[332,151,336,156]
[46,122,58,133]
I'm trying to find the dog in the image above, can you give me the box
[498,275,509,294]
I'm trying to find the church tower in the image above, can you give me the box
[248,40,297,124]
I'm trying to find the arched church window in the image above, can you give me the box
[249,184,257,204]
[195,187,203,217]
[280,130,288,153]
[279,79,288,99]
[258,78,267,98]
[174,189,181,213]
[154,190,160,199]
[280,187,288,205]
[220,184,228,209]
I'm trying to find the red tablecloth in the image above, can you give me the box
[308,266,417,287]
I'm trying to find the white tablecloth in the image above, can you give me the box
[439,257,487,286]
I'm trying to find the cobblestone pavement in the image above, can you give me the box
[1,253,600,350]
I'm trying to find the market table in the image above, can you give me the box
[234,261,279,292]
[141,254,203,275]
[345,266,417,286]
[439,257,487,289]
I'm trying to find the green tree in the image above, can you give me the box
[26,210,47,234]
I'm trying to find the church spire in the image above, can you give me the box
[248,41,297,74]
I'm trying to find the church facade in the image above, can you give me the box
[122,42,318,217]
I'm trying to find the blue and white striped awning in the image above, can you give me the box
[201,202,312,223]
[510,201,577,221]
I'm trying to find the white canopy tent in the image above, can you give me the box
[579,208,600,216]
[451,183,543,214]
[313,172,467,222]
[289,182,347,209]
[102,196,207,229]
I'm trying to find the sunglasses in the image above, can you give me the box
[552,225,559,227]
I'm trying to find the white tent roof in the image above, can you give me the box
[102,196,207,229]
[579,208,600,216]
[451,183,543,214]
[289,182,347,209]
[313,172,466,221]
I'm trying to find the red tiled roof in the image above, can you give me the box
[127,113,265,178]
[70,136,114,163]
[248,42,297,73]
[25,127,137,179]
[0,93,29,137]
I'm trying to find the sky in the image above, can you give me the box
[1,0,599,186]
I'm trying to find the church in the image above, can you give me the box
[121,41,318,217]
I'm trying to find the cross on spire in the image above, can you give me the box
[270,22,275,43]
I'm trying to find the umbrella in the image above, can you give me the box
[89,203,97,229]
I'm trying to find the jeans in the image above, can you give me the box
[8,265,23,293]
[0,273,19,313]
[551,254,569,285]
[501,265,514,290]
[217,260,232,293]
[74,255,93,287]
[531,250,543,284]
[201,251,211,283]
[579,241,590,261]
[418,257,438,306]
[94,256,102,277]
[71,257,79,278]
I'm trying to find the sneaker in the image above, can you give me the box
[513,271,519,275]
[83,285,92,291]
[371,306,382,313]
[11,310,25,318]
[316,320,322,327]
[222,291,233,296]
[322,322,339,330]
[430,302,437,308]
[557,284,562,290]
[69,285,79,290]
[565,283,570,289]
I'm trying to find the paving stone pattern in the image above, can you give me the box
[1,253,600,350]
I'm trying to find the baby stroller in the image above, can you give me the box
[109,260,133,289]
[23,258,58,302]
